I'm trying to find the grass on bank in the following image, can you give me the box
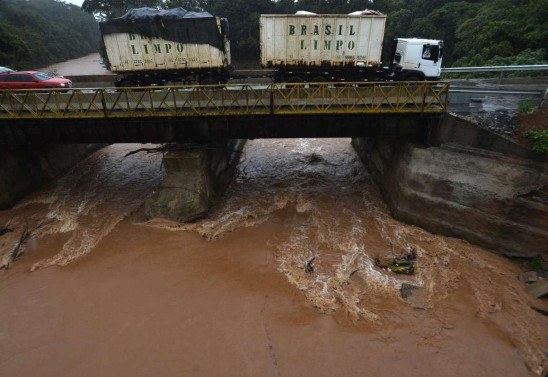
[517,100,548,155]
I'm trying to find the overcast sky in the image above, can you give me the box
[64,0,84,6]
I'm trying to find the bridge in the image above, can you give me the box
[0,81,449,144]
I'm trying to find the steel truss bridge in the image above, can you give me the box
[0,81,449,144]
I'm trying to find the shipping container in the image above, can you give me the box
[100,8,231,86]
[260,13,386,69]
[102,23,230,73]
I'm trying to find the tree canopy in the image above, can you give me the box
[0,0,100,69]
[2,0,546,69]
[85,0,546,66]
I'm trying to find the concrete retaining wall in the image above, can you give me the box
[353,115,548,257]
[0,144,103,209]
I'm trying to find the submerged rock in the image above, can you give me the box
[400,283,427,310]
[519,271,539,283]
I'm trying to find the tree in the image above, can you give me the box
[80,0,548,68]
[82,0,163,20]
[163,0,211,11]
[0,0,99,69]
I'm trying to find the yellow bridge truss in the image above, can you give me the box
[0,81,449,119]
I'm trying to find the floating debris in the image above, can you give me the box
[3,219,49,269]
[305,257,315,273]
[375,246,416,275]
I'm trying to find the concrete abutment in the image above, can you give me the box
[352,114,547,258]
[0,144,103,210]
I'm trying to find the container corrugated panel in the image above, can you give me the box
[103,18,231,73]
[260,14,386,68]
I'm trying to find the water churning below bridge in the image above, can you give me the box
[0,139,545,376]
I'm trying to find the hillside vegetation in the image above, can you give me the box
[84,0,548,67]
[0,0,99,69]
[1,0,546,69]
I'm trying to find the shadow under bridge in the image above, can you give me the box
[0,81,449,144]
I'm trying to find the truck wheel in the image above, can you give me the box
[308,76,327,88]
[119,81,136,88]
[286,76,304,89]
[201,78,216,86]
[200,78,225,90]
[287,76,304,83]
[405,75,423,82]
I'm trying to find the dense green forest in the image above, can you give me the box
[0,0,100,69]
[1,0,546,69]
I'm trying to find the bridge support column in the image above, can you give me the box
[144,139,246,222]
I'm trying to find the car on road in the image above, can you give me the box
[0,66,14,73]
[0,71,72,90]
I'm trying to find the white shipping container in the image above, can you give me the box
[103,19,231,73]
[260,14,386,68]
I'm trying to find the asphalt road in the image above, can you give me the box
[36,53,548,115]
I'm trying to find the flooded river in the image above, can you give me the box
[0,139,546,376]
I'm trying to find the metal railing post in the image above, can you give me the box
[100,89,108,118]
[421,83,427,113]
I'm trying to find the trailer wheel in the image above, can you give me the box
[308,76,328,88]
[285,76,304,89]
[201,78,217,86]
[404,75,423,82]
[119,80,136,88]
[287,76,304,83]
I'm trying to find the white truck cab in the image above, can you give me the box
[392,38,444,80]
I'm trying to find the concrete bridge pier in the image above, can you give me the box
[145,139,247,222]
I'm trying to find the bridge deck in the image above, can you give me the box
[0,82,449,143]
[0,82,449,119]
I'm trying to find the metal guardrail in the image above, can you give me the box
[442,65,548,73]
[0,82,449,119]
[449,88,544,96]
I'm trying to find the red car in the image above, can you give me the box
[0,71,72,90]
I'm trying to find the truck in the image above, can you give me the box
[99,8,231,87]
[260,11,444,83]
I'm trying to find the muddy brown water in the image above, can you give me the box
[0,139,546,376]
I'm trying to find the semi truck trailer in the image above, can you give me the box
[260,11,443,83]
[99,8,443,87]
[99,8,231,87]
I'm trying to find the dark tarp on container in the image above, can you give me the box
[99,8,228,52]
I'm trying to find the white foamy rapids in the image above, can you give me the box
[0,144,164,270]
[155,139,433,321]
